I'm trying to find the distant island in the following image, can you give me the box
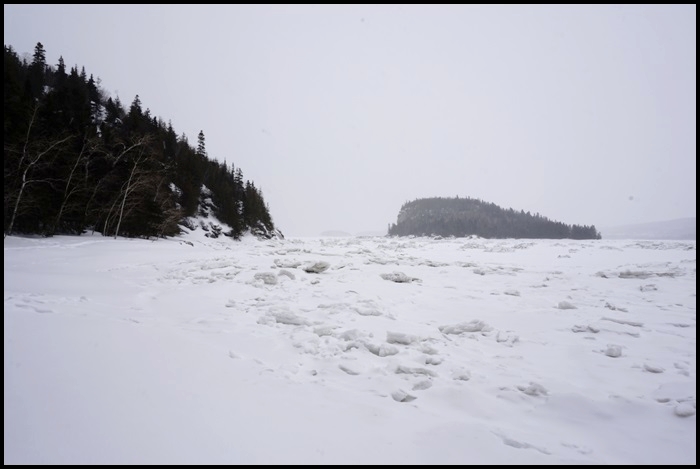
[388,197,600,239]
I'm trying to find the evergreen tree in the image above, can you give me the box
[4,45,30,142]
[28,42,47,99]
[55,56,66,85]
[129,95,142,116]
[196,130,206,157]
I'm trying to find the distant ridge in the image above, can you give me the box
[318,230,385,237]
[600,218,696,240]
[319,230,352,237]
[355,230,385,237]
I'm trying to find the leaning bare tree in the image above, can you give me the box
[4,105,72,238]
[113,149,147,239]
[97,135,177,239]
[51,134,100,235]
[97,136,150,238]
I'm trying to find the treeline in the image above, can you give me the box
[388,197,601,239]
[4,42,277,239]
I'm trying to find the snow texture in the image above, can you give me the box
[4,233,696,464]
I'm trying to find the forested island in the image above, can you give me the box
[388,197,601,239]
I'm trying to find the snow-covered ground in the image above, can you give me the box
[4,232,696,464]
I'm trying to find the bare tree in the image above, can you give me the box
[51,135,99,235]
[96,135,172,239]
[5,105,72,238]
[114,150,147,239]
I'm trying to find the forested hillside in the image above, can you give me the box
[4,42,279,239]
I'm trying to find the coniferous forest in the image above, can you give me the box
[4,42,279,239]
[388,197,601,239]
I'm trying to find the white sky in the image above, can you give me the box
[4,228,696,464]
[3,4,697,236]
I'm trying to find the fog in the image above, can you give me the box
[4,5,696,236]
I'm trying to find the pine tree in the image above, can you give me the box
[196,130,206,157]
[129,95,142,117]
[4,45,31,142]
[31,42,46,68]
[56,56,66,83]
[28,42,47,98]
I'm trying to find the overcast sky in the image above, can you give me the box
[4,5,696,237]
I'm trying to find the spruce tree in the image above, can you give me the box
[28,42,47,98]
[196,130,206,157]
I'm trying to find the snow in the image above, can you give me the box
[4,233,696,464]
